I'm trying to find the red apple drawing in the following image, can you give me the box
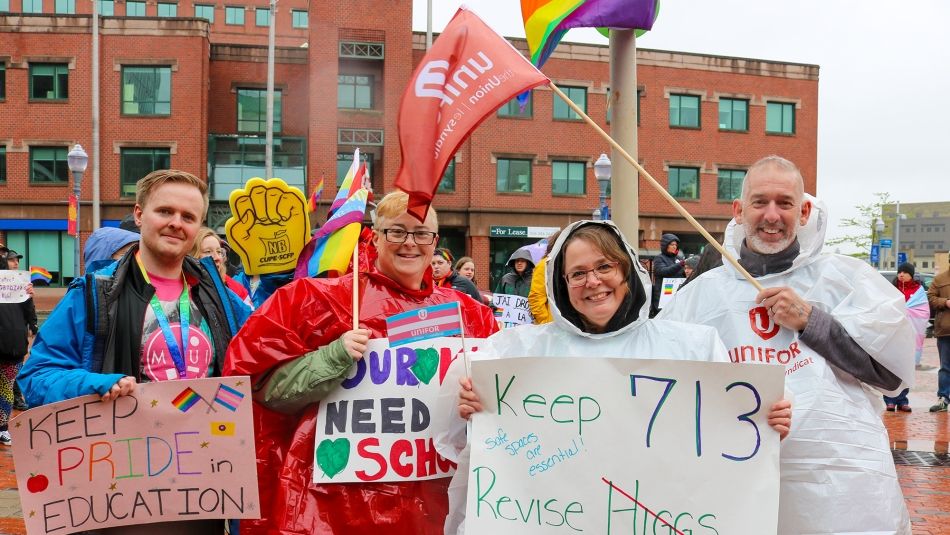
[26,473,48,493]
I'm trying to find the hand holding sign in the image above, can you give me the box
[225,177,310,275]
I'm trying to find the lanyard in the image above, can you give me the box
[135,252,190,379]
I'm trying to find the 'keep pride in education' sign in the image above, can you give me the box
[467,357,785,534]
[11,377,259,535]
[315,337,483,484]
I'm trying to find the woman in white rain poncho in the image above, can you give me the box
[435,220,792,534]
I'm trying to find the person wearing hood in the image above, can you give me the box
[493,248,534,297]
[660,156,915,535]
[83,226,141,273]
[883,262,926,412]
[431,247,484,304]
[438,220,792,534]
[223,191,498,535]
[650,232,685,316]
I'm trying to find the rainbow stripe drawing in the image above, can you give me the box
[172,387,202,412]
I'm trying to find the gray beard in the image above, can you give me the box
[743,222,794,254]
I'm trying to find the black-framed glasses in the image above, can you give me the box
[564,261,620,287]
[381,228,438,245]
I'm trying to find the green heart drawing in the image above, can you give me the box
[410,348,440,384]
[316,438,351,479]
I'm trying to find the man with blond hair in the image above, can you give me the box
[225,190,498,535]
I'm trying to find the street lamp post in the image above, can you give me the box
[894,201,906,269]
[875,218,885,270]
[593,153,611,221]
[67,144,89,278]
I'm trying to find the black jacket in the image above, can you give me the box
[440,271,484,304]
[0,296,37,362]
[651,233,685,313]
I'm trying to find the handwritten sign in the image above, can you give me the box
[467,357,784,534]
[657,277,686,309]
[11,377,260,535]
[0,270,30,303]
[315,337,483,483]
[492,293,532,327]
[224,177,310,275]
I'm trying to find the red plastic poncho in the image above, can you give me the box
[224,265,498,535]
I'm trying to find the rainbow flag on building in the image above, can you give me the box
[308,176,325,212]
[30,266,52,285]
[171,387,202,412]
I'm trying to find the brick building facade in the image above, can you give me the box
[0,1,819,289]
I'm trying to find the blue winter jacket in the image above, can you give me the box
[18,250,252,406]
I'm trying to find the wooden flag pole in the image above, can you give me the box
[548,82,764,293]
[352,243,360,330]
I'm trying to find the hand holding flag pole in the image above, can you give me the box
[546,82,764,292]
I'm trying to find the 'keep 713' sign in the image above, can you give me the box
[11,377,260,535]
[467,357,785,534]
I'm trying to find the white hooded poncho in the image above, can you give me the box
[660,195,914,535]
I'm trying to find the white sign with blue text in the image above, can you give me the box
[466,357,784,534]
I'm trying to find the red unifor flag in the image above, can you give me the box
[395,7,550,222]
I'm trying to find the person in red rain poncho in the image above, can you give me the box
[224,191,498,535]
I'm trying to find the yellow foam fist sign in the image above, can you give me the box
[225,177,309,275]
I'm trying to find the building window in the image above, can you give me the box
[291,9,307,28]
[225,6,243,24]
[337,74,372,110]
[552,161,585,195]
[717,169,745,201]
[125,0,145,16]
[54,0,74,13]
[337,128,383,146]
[668,166,700,200]
[30,146,69,184]
[156,2,176,17]
[121,148,170,196]
[718,98,748,131]
[194,3,213,21]
[766,101,795,134]
[122,66,171,115]
[498,92,532,118]
[339,41,384,59]
[438,160,456,193]
[98,0,113,15]
[255,7,269,26]
[237,89,281,133]
[336,152,372,186]
[0,0,8,12]
[0,147,6,183]
[22,0,43,13]
[30,63,69,100]
[0,63,5,100]
[669,94,700,128]
[497,158,531,193]
[553,86,586,120]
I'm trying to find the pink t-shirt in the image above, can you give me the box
[139,273,214,382]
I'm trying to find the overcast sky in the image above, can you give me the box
[411,0,950,253]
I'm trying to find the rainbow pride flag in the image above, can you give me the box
[308,176,324,212]
[330,148,365,214]
[30,266,52,284]
[521,0,659,68]
[302,188,369,277]
[171,387,202,412]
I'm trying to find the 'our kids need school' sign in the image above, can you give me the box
[314,337,482,483]
[467,357,785,534]
[11,377,259,535]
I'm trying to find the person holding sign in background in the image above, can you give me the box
[224,191,498,535]
[660,156,916,534]
[17,170,252,534]
[0,247,36,445]
[439,220,792,534]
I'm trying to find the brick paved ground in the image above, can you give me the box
[0,329,947,534]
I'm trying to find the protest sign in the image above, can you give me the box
[657,277,685,309]
[492,293,532,327]
[12,377,260,535]
[467,357,784,534]
[225,177,310,275]
[0,270,31,303]
[314,337,484,484]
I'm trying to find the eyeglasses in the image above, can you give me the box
[200,248,227,258]
[381,228,437,245]
[564,261,620,287]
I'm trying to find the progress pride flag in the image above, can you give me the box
[395,7,549,221]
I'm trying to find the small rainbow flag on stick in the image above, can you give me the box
[172,387,202,412]
[212,384,246,412]
[30,266,52,284]
[308,176,324,212]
